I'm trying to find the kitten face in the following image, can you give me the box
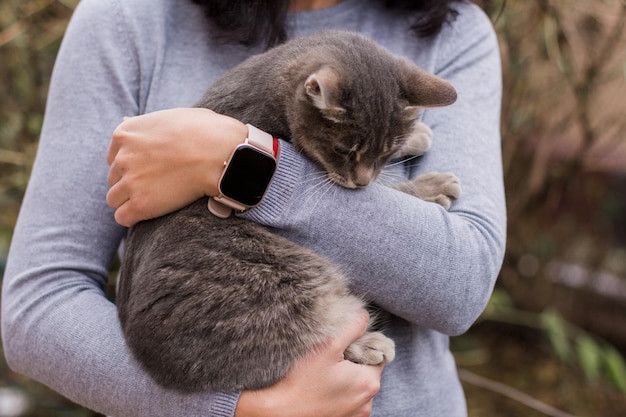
[300,105,418,189]
[290,48,456,189]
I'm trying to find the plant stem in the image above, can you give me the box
[458,368,581,417]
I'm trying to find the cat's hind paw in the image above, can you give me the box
[344,331,395,365]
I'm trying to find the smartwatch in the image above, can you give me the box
[208,124,279,218]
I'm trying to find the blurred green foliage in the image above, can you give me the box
[1,0,79,263]
[480,289,626,393]
[490,0,626,354]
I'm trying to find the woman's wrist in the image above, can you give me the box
[234,390,270,417]
[200,112,248,197]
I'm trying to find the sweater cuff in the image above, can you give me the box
[209,391,241,417]
[240,139,305,225]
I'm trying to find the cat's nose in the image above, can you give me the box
[353,175,372,188]
[353,167,373,188]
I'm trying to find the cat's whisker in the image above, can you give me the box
[381,166,437,189]
[386,154,422,168]
[304,174,334,196]
[300,171,332,185]
[280,172,332,214]
[307,177,337,214]
[377,172,406,188]
[283,172,330,208]
[284,174,335,213]
[306,176,335,200]
[378,153,426,187]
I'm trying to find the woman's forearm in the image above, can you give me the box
[241,9,506,333]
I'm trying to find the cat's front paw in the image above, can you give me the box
[395,171,461,209]
[393,122,432,159]
[344,331,395,365]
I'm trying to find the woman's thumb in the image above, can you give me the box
[332,309,370,354]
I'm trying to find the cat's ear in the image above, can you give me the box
[305,66,346,122]
[398,58,457,110]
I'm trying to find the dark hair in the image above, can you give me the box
[191,0,462,47]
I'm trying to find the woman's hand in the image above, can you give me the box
[106,108,247,227]
[235,312,384,417]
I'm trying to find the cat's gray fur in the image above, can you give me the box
[116,30,460,393]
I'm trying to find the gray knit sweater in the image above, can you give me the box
[2,0,505,416]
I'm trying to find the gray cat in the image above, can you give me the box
[116,30,460,393]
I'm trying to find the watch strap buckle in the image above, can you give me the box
[208,197,234,218]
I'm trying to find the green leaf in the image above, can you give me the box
[489,289,513,308]
[576,335,601,383]
[604,345,626,393]
[480,289,512,319]
[541,309,570,361]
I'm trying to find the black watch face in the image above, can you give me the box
[220,145,277,207]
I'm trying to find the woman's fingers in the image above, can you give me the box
[325,309,370,362]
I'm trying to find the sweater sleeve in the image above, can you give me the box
[242,4,506,336]
[1,0,239,415]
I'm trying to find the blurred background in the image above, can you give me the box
[1,0,625,416]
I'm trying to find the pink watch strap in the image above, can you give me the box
[208,124,278,218]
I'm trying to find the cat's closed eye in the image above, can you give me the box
[333,144,355,158]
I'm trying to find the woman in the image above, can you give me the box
[2,0,506,416]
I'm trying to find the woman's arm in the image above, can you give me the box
[1,1,237,415]
[242,5,506,335]
[1,1,382,416]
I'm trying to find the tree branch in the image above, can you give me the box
[458,368,581,417]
